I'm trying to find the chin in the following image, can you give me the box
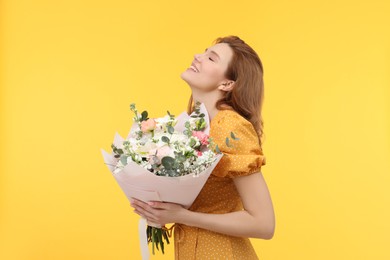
[180,71,205,90]
[180,71,186,80]
[180,70,192,84]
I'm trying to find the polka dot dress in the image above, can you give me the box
[174,109,266,259]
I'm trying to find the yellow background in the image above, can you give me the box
[1,0,389,259]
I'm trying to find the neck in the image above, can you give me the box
[191,89,222,121]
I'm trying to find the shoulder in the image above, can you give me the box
[209,109,266,178]
[210,109,258,141]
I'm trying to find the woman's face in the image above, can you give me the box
[181,43,233,91]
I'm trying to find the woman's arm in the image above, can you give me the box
[131,172,275,239]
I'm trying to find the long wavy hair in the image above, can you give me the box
[187,35,265,146]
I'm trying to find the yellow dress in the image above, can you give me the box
[174,109,267,259]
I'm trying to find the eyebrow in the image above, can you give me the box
[205,48,220,60]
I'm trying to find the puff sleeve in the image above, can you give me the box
[210,110,266,178]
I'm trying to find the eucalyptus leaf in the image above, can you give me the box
[141,111,148,121]
[120,155,128,166]
[161,136,170,143]
[175,152,186,162]
[231,131,240,140]
[161,156,175,170]
[226,137,232,147]
[167,125,174,134]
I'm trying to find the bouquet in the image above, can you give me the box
[101,102,224,258]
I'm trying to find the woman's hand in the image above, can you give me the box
[130,197,188,226]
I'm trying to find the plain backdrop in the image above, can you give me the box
[1,0,390,259]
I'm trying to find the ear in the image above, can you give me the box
[217,81,235,92]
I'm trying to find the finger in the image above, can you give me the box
[132,202,152,214]
[132,200,159,216]
[147,201,168,209]
[134,208,159,222]
[131,197,146,205]
[131,198,151,210]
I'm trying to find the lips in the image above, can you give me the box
[190,62,199,72]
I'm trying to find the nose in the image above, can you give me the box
[194,53,202,61]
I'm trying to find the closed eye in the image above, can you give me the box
[209,57,214,61]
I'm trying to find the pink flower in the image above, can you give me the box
[197,151,203,156]
[192,131,209,146]
[141,118,156,132]
[148,146,173,164]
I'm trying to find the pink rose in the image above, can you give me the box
[148,146,173,164]
[141,118,156,132]
[192,131,209,146]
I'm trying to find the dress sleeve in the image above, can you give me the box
[210,112,266,178]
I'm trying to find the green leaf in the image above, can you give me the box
[183,129,191,137]
[161,136,170,143]
[167,110,174,118]
[226,137,232,147]
[231,131,240,140]
[157,229,164,254]
[161,156,175,170]
[116,148,124,154]
[147,226,152,242]
[167,125,174,134]
[151,227,155,255]
[198,120,206,130]
[141,111,148,121]
[189,138,196,147]
[175,152,186,162]
[162,229,170,244]
[155,229,160,250]
[120,155,128,166]
[215,145,221,153]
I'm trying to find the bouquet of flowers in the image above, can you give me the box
[113,103,219,177]
[101,102,223,258]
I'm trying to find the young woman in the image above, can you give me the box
[130,35,275,259]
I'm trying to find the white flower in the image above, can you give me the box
[135,142,157,153]
[170,133,187,143]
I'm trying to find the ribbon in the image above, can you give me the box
[138,218,149,260]
[164,223,184,243]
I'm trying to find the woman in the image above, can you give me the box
[131,35,275,259]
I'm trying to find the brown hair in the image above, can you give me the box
[187,35,265,146]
